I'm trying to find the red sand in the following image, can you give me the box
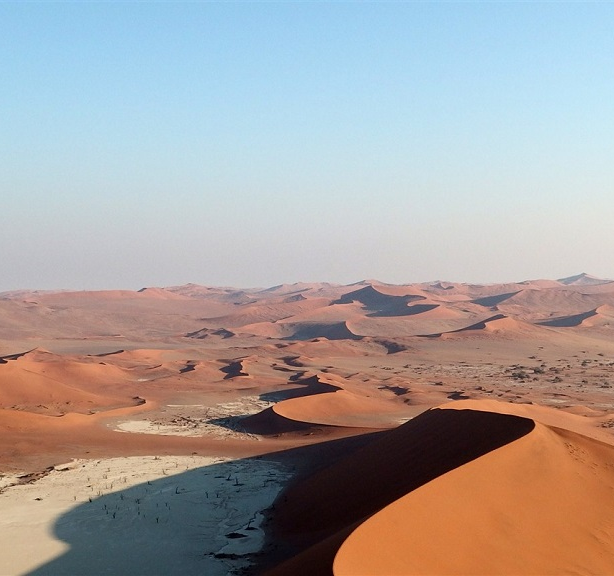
[2,276,614,573]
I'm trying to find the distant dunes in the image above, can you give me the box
[3,274,614,342]
[0,350,142,415]
[286,322,362,341]
[422,313,549,338]
[537,305,614,328]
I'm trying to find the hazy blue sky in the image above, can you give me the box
[2,2,613,290]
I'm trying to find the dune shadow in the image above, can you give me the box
[220,360,249,379]
[471,291,521,307]
[537,309,598,327]
[25,455,291,576]
[259,375,340,404]
[282,322,363,341]
[366,303,439,318]
[262,408,536,574]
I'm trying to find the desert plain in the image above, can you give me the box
[2,273,614,574]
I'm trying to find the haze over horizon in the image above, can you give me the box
[2,3,613,292]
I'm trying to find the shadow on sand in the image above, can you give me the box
[26,456,291,576]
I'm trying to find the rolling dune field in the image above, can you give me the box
[2,274,614,574]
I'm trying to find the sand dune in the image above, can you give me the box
[271,389,410,428]
[241,320,364,341]
[0,354,141,415]
[286,321,363,341]
[266,406,535,575]
[266,400,614,575]
[185,327,237,339]
[537,304,614,328]
[335,408,614,574]
[333,285,427,315]
[471,290,522,307]
[558,272,613,286]
[423,313,550,339]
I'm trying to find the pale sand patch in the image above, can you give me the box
[0,455,290,575]
[111,396,275,439]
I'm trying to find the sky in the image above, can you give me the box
[2,1,613,291]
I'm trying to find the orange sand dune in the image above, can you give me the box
[424,313,551,339]
[185,327,237,339]
[494,287,614,320]
[254,282,345,299]
[267,401,614,575]
[0,360,140,416]
[245,321,364,341]
[266,407,534,575]
[444,398,614,442]
[272,389,408,428]
[333,285,429,315]
[287,322,363,341]
[335,411,614,574]
[346,303,469,339]
[345,282,432,299]
[471,290,522,307]
[537,304,614,328]
[134,287,192,299]
[200,299,330,328]
[275,302,363,324]
[279,337,394,358]
[420,280,557,299]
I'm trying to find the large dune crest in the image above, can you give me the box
[334,409,614,575]
[266,405,536,575]
[266,401,614,575]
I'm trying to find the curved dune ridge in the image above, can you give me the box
[243,321,365,341]
[266,405,535,575]
[537,304,614,328]
[423,314,548,338]
[471,290,522,307]
[334,404,614,575]
[266,400,614,575]
[271,388,407,429]
[332,285,430,317]
[241,372,408,433]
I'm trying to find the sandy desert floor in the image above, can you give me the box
[2,275,614,574]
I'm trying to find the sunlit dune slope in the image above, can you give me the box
[334,414,614,575]
[0,353,140,415]
[271,389,407,428]
[423,314,552,339]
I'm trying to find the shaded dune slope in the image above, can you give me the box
[471,290,521,307]
[266,408,534,575]
[286,322,363,341]
[332,285,429,317]
[537,304,614,328]
[422,314,548,338]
